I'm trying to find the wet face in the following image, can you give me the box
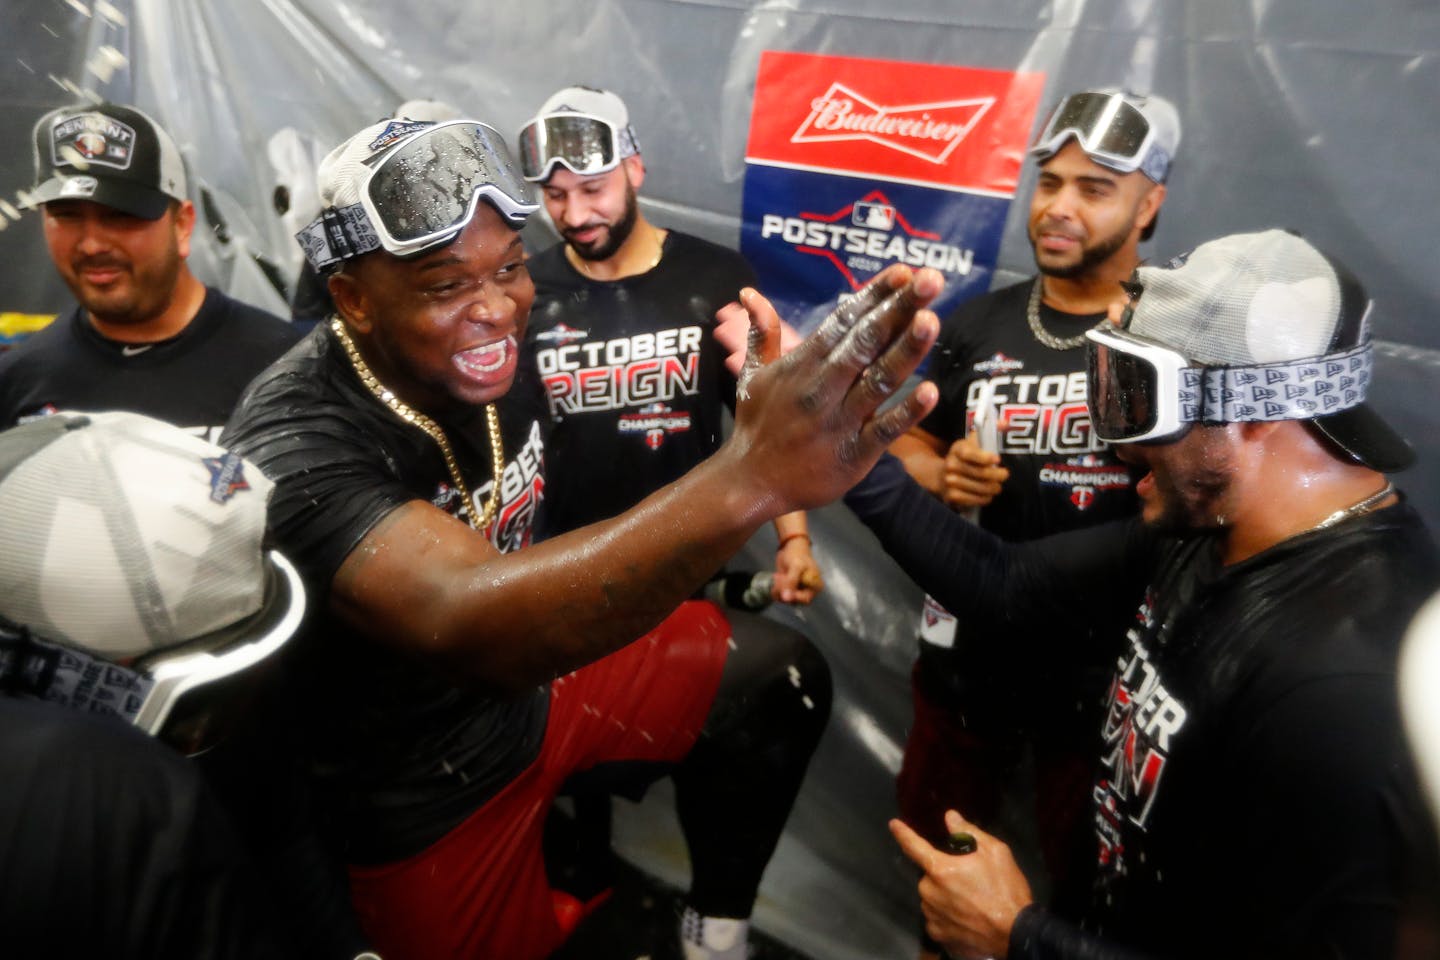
[42,199,192,326]
[1028,141,1162,280]
[332,202,535,413]
[1116,424,1240,534]
[540,157,641,262]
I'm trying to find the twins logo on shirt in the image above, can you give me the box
[618,401,692,450]
[1038,453,1133,510]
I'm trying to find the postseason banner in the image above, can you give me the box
[741,51,1044,332]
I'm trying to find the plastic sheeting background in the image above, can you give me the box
[1,1,1437,956]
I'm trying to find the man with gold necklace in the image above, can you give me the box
[222,115,944,960]
[884,90,1181,944]
[843,229,1439,958]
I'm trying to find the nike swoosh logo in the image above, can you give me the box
[121,344,154,357]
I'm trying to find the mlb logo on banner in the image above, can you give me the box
[741,51,1044,332]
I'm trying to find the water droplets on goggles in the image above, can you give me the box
[296,120,538,272]
[1085,324,1374,445]
[1030,92,1170,183]
[517,112,623,182]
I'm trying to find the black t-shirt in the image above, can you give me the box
[921,278,1136,541]
[523,231,756,535]
[1079,507,1440,956]
[0,699,295,960]
[222,326,551,863]
[0,287,300,442]
[846,457,1440,958]
[917,279,1137,726]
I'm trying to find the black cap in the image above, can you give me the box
[26,102,188,220]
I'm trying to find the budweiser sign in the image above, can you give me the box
[792,82,994,165]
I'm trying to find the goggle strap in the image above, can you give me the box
[296,204,384,272]
[1184,344,1372,423]
[0,625,154,725]
[618,123,640,158]
[1139,144,1171,183]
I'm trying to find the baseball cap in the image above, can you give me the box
[0,412,304,747]
[1030,89,1181,184]
[533,85,641,157]
[1121,229,1413,471]
[26,102,188,219]
[395,98,464,123]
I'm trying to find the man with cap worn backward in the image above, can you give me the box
[518,86,830,959]
[0,411,306,959]
[883,89,1181,945]
[222,113,941,960]
[0,101,298,441]
[839,229,1440,957]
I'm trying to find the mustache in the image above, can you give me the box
[72,256,129,273]
[1033,219,1082,240]
[561,222,608,240]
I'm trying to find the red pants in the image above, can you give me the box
[348,600,731,960]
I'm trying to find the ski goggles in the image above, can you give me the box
[1086,324,1374,444]
[517,112,624,182]
[1029,92,1170,182]
[297,120,538,271]
[0,551,304,755]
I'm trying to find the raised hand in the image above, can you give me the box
[719,265,944,516]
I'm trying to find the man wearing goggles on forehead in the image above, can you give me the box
[885,89,1180,946]
[517,86,827,957]
[518,86,822,599]
[224,112,945,960]
[846,229,1439,958]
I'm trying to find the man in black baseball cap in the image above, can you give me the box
[27,100,189,218]
[0,101,297,442]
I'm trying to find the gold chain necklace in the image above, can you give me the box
[1026,277,1089,350]
[1309,481,1395,533]
[329,317,505,532]
[571,222,664,280]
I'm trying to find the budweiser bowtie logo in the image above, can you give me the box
[792,82,995,165]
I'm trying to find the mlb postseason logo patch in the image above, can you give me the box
[369,119,434,152]
[204,452,252,504]
[741,52,1044,335]
[51,112,138,171]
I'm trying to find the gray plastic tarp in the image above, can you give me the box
[1,2,1437,956]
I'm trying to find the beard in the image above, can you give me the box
[1134,427,1237,536]
[1031,216,1133,281]
[567,182,639,262]
[1144,464,1232,536]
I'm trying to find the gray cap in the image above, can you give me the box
[1030,89,1181,183]
[1127,229,1412,471]
[535,85,641,158]
[0,411,292,658]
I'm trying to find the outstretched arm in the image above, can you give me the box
[771,511,823,605]
[331,266,944,693]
